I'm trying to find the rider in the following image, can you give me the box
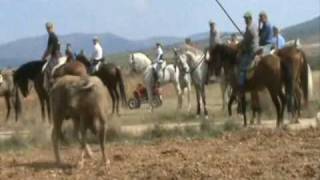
[238,12,259,91]
[91,36,104,73]
[65,43,75,62]
[41,22,61,90]
[209,20,221,49]
[258,11,273,54]
[271,26,286,50]
[153,42,165,84]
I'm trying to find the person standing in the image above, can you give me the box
[153,42,165,83]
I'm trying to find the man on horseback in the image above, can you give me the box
[153,42,165,84]
[65,43,75,62]
[271,26,286,50]
[238,12,259,91]
[91,36,104,73]
[41,22,61,90]
[258,11,273,54]
[209,20,221,48]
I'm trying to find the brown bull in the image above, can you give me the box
[50,75,109,168]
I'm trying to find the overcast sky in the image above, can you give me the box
[0,0,319,44]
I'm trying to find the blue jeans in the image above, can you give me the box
[238,53,255,87]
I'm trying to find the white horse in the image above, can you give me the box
[174,46,208,118]
[129,52,152,74]
[130,52,191,112]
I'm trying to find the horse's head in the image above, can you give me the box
[173,48,190,74]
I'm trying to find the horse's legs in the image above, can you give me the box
[201,85,208,118]
[106,86,116,114]
[240,93,247,127]
[78,118,89,168]
[114,88,120,115]
[269,91,282,128]
[220,80,227,110]
[146,84,154,112]
[174,82,182,110]
[52,117,63,164]
[195,87,201,117]
[250,91,261,125]
[98,115,107,167]
[45,94,51,123]
[4,94,11,122]
[187,84,192,113]
[228,90,237,116]
[279,90,286,125]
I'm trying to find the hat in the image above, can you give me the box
[259,11,267,17]
[156,42,161,46]
[45,22,53,29]
[209,19,215,25]
[243,11,252,18]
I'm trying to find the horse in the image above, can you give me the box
[14,57,89,122]
[174,46,208,118]
[208,44,286,127]
[14,60,50,121]
[276,45,311,123]
[76,54,127,115]
[0,69,22,121]
[131,51,192,112]
[129,52,152,74]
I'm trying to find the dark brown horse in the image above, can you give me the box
[14,59,89,122]
[208,44,286,127]
[76,54,127,115]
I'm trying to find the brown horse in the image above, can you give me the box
[276,46,309,122]
[76,54,127,115]
[52,61,88,79]
[208,44,286,127]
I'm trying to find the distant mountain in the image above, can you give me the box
[0,33,183,67]
[0,16,319,68]
[282,16,320,44]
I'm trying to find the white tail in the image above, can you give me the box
[307,64,313,99]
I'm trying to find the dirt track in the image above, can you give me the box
[0,127,319,180]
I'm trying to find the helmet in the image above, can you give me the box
[243,11,253,19]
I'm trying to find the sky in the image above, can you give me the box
[0,0,319,44]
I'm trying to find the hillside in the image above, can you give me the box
[282,16,320,44]
[0,16,319,68]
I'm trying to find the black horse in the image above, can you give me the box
[76,54,127,114]
[14,60,50,121]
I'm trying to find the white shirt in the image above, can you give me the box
[156,46,163,61]
[92,43,103,60]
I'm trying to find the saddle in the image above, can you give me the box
[246,55,262,80]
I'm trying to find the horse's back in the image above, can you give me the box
[15,60,44,80]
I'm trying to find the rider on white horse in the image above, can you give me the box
[153,43,165,83]
[91,36,104,73]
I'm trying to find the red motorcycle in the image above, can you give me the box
[128,84,162,109]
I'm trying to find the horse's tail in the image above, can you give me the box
[116,67,127,107]
[14,83,22,122]
[300,50,309,103]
